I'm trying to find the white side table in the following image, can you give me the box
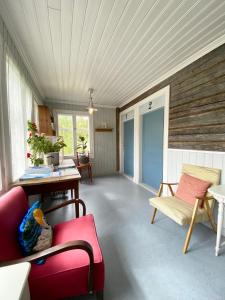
[0,262,31,299]
[208,185,225,256]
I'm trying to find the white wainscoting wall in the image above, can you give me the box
[167,148,225,234]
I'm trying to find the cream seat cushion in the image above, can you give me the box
[149,196,208,226]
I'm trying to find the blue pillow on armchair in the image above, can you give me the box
[18,200,42,256]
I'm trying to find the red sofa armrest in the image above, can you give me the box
[0,240,94,293]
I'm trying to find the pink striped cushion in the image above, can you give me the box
[175,173,211,206]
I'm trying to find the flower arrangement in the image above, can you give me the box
[27,121,66,166]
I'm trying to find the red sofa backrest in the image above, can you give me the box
[0,187,29,262]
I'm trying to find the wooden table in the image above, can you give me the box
[12,167,81,200]
[208,185,225,256]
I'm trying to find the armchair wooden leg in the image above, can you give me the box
[151,208,157,224]
[183,198,200,254]
[150,183,163,224]
[157,183,163,197]
[96,290,104,300]
[204,199,217,232]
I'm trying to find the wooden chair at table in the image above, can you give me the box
[149,164,221,254]
[76,152,92,183]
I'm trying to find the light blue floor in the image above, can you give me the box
[46,175,225,300]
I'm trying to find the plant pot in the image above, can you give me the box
[44,152,59,166]
[79,153,89,164]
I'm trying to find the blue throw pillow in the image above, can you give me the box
[18,201,42,256]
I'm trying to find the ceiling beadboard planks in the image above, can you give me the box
[33,0,59,97]
[18,0,49,95]
[72,0,102,93]
[81,0,129,97]
[61,0,73,96]
[79,0,116,92]
[98,0,185,100]
[112,0,225,104]
[48,5,63,99]
[1,0,225,106]
[68,0,87,97]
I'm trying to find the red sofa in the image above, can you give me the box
[0,186,104,300]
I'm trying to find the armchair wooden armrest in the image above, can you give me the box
[161,182,178,185]
[158,182,178,197]
[0,240,94,293]
[44,198,86,218]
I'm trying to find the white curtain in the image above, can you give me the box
[6,55,33,181]
[0,26,4,193]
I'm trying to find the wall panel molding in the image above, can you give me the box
[167,148,225,233]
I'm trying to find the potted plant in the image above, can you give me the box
[42,136,66,166]
[27,121,66,166]
[77,135,89,164]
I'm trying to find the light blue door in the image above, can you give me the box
[124,119,134,177]
[142,108,164,190]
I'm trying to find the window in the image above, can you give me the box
[56,111,93,157]
[76,115,90,152]
[6,55,33,181]
[58,114,74,156]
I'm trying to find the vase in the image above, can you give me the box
[44,152,59,166]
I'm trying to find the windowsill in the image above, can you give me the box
[64,154,94,160]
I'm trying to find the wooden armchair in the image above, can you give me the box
[0,187,104,300]
[149,164,221,254]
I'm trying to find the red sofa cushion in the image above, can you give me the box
[29,214,104,300]
[0,187,28,262]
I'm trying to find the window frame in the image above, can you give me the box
[54,109,94,158]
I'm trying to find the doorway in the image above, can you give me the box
[123,119,134,177]
[141,108,164,190]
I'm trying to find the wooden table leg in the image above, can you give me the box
[89,166,92,183]
[215,202,224,256]
[73,180,79,217]
[74,181,79,199]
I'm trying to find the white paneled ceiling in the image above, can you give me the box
[1,0,225,107]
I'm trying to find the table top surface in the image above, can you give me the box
[58,158,75,169]
[208,185,225,198]
[12,167,81,187]
[0,262,30,299]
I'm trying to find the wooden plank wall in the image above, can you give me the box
[120,43,225,152]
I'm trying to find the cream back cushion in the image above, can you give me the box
[182,164,221,198]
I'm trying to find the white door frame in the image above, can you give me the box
[119,85,170,193]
